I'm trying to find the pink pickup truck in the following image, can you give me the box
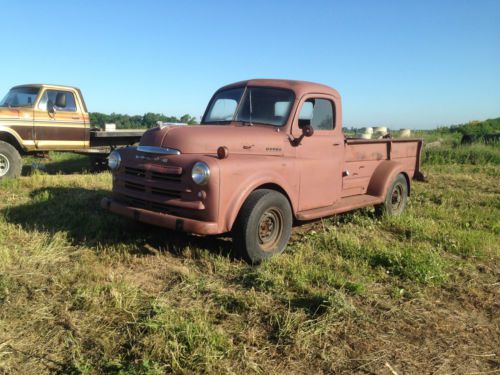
[102,79,424,263]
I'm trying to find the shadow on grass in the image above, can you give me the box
[43,155,91,174]
[21,154,96,176]
[2,186,233,258]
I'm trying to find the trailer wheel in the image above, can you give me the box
[0,141,22,180]
[376,173,408,216]
[232,189,292,264]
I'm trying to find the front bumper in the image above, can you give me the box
[101,197,219,235]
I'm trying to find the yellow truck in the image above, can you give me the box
[0,84,145,179]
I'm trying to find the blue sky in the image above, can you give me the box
[0,0,498,129]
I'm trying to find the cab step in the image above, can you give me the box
[296,194,383,221]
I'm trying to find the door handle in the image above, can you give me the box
[71,116,80,120]
[333,143,341,146]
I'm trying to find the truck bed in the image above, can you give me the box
[342,137,424,197]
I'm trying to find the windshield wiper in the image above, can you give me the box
[248,90,254,126]
[204,120,231,125]
[236,120,277,127]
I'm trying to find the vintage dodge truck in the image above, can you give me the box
[0,84,145,179]
[102,79,424,263]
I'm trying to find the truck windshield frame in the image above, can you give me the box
[0,87,40,108]
[203,86,295,127]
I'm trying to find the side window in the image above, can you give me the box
[38,90,78,112]
[298,98,335,130]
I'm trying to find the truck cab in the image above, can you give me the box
[0,84,144,179]
[0,84,90,151]
[102,79,424,263]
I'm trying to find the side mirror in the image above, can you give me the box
[290,123,314,146]
[47,100,56,117]
[302,124,314,137]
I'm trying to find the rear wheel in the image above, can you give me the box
[233,189,292,264]
[0,141,22,180]
[376,173,408,216]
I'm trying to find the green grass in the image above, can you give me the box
[423,143,500,165]
[0,147,498,374]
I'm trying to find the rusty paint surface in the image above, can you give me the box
[104,79,424,234]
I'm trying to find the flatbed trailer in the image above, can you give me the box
[82,129,145,151]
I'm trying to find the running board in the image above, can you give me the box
[296,194,384,221]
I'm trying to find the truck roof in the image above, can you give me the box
[218,79,340,99]
[12,83,81,91]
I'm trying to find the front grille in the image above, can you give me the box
[152,171,182,183]
[125,167,146,178]
[124,181,146,192]
[119,195,177,214]
[118,162,184,204]
[124,166,182,183]
[151,186,181,198]
[124,196,148,209]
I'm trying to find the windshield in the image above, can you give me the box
[203,87,295,126]
[0,87,40,108]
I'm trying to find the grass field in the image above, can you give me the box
[0,142,499,374]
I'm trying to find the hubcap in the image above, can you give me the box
[391,183,404,211]
[0,153,10,177]
[257,208,283,252]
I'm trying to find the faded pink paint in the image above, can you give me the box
[101,79,423,234]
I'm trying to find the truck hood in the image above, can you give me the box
[0,107,21,120]
[139,124,288,156]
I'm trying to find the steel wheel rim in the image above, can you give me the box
[391,183,404,211]
[257,208,283,252]
[0,153,9,177]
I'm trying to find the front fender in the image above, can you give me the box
[367,160,409,198]
[219,159,297,232]
[0,126,27,150]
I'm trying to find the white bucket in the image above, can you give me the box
[399,128,411,137]
[374,126,387,134]
[105,123,116,131]
[357,132,372,139]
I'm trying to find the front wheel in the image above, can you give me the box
[0,141,22,180]
[375,173,408,216]
[232,189,292,264]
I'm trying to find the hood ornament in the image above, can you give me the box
[157,121,187,129]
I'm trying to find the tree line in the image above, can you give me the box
[89,112,198,129]
[436,117,500,136]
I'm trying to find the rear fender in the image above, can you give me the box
[367,161,410,198]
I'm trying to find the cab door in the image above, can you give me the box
[33,89,86,150]
[294,95,344,211]
[15,106,36,149]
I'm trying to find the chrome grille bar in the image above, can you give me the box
[137,146,181,155]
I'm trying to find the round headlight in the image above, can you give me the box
[108,150,121,170]
[191,161,210,185]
